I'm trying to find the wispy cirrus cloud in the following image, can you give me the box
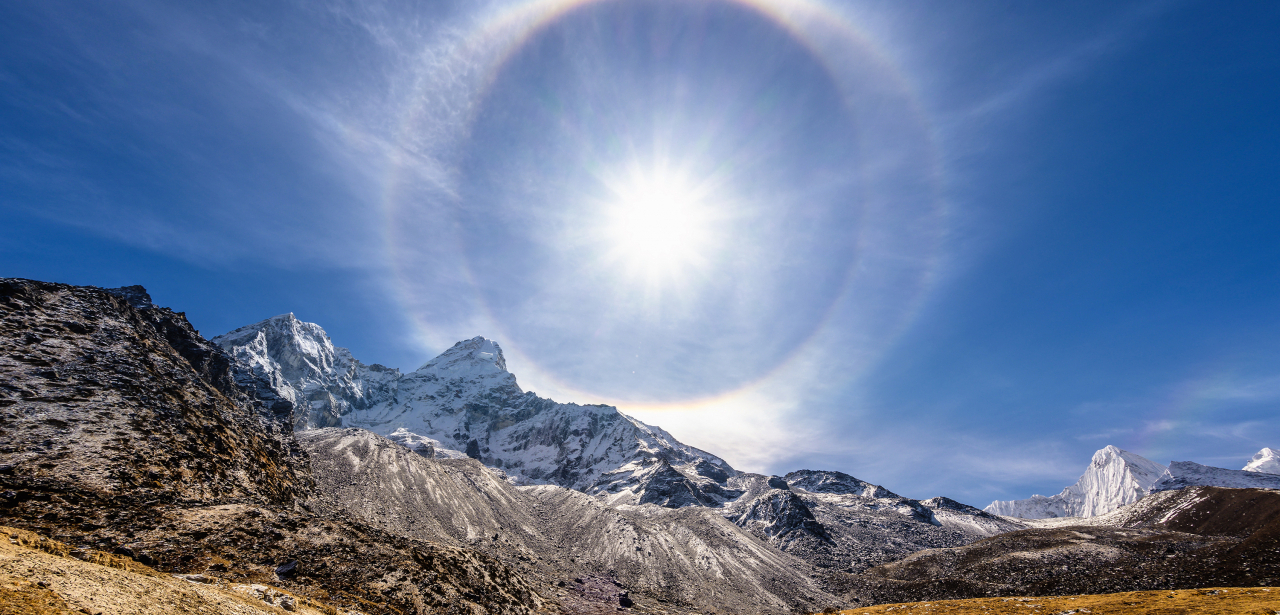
[962,0,1179,119]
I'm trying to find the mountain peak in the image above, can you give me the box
[1243,447,1280,474]
[1092,445,1150,468]
[986,445,1166,519]
[416,336,507,375]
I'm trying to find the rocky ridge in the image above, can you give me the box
[215,315,1028,575]
[0,279,307,504]
[214,323,733,498]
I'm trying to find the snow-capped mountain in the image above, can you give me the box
[1243,447,1280,474]
[985,445,1167,519]
[213,317,733,494]
[211,314,400,430]
[214,314,1015,569]
[1150,460,1280,492]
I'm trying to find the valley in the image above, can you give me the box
[2,278,1278,614]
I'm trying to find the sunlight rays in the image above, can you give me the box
[599,164,722,285]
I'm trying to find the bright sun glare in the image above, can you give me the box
[602,167,718,282]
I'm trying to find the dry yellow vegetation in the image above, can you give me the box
[837,587,1280,615]
[0,526,356,615]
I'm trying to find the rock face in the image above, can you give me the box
[985,445,1166,519]
[1150,460,1280,492]
[1244,447,1280,474]
[0,278,308,504]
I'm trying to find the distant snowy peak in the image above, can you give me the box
[1151,460,1280,492]
[1243,447,1280,474]
[985,445,1166,519]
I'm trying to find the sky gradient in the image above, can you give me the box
[2,0,1279,506]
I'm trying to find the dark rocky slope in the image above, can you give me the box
[0,279,551,615]
[0,279,307,503]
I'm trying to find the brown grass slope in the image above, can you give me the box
[833,586,1280,615]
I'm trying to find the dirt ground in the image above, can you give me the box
[837,587,1280,614]
[0,526,350,615]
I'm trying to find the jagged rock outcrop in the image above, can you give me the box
[1244,447,1280,474]
[728,490,832,544]
[0,278,308,504]
[1150,460,1280,492]
[212,314,400,430]
[985,445,1166,519]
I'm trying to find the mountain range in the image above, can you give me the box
[212,313,1025,575]
[3,278,1279,614]
[985,443,1280,519]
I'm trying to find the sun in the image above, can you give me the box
[601,165,720,283]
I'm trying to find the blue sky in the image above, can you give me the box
[2,0,1278,506]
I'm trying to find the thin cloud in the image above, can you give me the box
[964,0,1178,119]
